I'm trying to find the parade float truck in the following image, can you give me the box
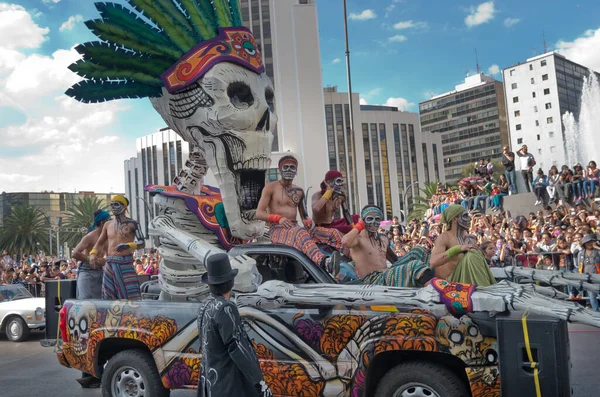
[52,241,587,397]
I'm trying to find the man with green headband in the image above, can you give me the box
[342,205,434,287]
[430,204,496,286]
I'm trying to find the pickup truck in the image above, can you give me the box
[53,243,502,397]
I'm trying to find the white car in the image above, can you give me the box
[0,284,45,342]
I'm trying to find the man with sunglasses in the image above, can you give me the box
[312,170,359,234]
[89,195,144,300]
[256,156,348,275]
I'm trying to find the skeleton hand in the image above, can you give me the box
[255,381,273,397]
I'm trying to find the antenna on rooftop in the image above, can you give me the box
[543,29,547,53]
[475,48,480,74]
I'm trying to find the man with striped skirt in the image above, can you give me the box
[89,195,144,300]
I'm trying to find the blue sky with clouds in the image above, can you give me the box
[1,0,599,192]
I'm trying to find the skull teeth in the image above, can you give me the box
[233,157,269,170]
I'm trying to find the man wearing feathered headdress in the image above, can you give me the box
[312,170,360,234]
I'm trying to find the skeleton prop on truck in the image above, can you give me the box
[66,0,277,299]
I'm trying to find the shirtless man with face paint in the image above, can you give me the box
[312,170,360,234]
[342,205,434,287]
[256,155,349,275]
[89,195,145,300]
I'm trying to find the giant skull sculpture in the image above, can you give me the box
[68,302,98,356]
[151,63,276,240]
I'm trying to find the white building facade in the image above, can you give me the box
[241,0,329,191]
[503,52,598,171]
[323,87,444,220]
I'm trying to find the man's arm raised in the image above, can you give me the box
[342,219,365,249]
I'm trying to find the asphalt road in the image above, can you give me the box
[0,326,598,397]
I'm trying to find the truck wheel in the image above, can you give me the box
[375,361,470,397]
[5,316,29,342]
[102,349,170,397]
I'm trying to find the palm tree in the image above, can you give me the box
[407,182,439,221]
[0,205,49,257]
[61,196,108,248]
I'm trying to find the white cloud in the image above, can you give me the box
[365,88,382,97]
[384,97,415,111]
[393,20,428,30]
[0,4,49,49]
[348,9,376,21]
[359,98,368,105]
[422,90,438,99]
[42,0,61,4]
[0,6,136,193]
[465,1,496,28]
[59,15,83,32]
[332,58,341,64]
[504,17,521,28]
[556,28,600,72]
[487,64,500,75]
[388,35,407,43]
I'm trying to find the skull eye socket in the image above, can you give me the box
[467,325,479,337]
[228,81,254,109]
[449,330,464,344]
[79,318,88,334]
[68,318,75,330]
[265,88,275,112]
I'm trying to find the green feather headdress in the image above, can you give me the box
[66,0,244,103]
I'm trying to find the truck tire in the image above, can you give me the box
[102,349,170,397]
[5,316,29,342]
[375,361,470,397]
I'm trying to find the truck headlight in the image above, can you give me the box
[35,307,44,321]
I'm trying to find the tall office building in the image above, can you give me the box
[324,87,444,220]
[419,73,510,182]
[503,52,600,170]
[240,0,329,192]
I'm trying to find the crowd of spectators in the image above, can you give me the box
[0,249,161,296]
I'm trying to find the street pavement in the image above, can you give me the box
[0,326,599,397]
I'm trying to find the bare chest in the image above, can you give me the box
[272,184,303,208]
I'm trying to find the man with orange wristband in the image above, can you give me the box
[256,156,349,275]
[342,205,434,287]
[312,170,360,234]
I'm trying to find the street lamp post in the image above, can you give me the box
[401,182,420,220]
[37,210,53,257]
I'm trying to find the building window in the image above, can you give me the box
[550,146,557,153]
[432,144,440,182]
[535,120,539,126]
[510,69,516,76]
[529,64,533,71]
[547,117,553,124]
[516,124,522,131]
[545,102,552,109]
[511,83,518,89]
[542,74,549,81]
[544,88,550,95]
[379,123,393,219]
[537,134,540,141]
[531,78,535,84]
[141,148,148,185]
[538,148,542,155]
[541,60,547,67]
[176,140,182,172]
[422,143,430,184]
[362,124,374,205]
[163,142,169,184]
[534,106,538,112]
[514,110,520,117]
[532,92,536,98]
[513,96,519,103]
[169,142,176,181]
[549,131,554,138]
[517,138,523,144]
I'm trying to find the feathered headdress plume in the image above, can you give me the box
[66,0,243,103]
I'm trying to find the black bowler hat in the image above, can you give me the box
[201,253,238,285]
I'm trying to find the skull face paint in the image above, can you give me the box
[68,302,98,356]
[151,62,277,240]
[279,157,298,181]
[332,177,345,194]
[458,211,471,230]
[361,206,383,234]
[110,202,126,216]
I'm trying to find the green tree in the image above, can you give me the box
[61,196,108,248]
[0,205,49,257]
[407,182,439,222]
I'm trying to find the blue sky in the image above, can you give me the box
[0,0,599,192]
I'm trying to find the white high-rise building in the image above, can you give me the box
[241,0,329,190]
[503,52,600,171]
[323,87,444,221]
